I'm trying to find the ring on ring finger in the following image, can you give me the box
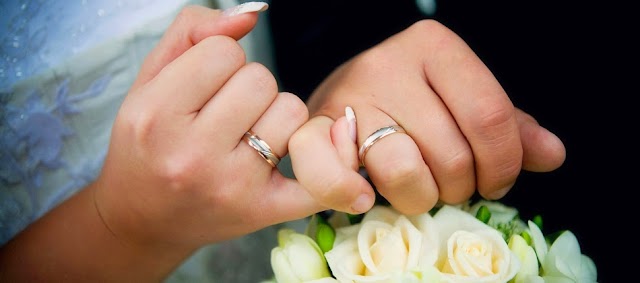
[243,130,281,167]
[358,125,406,167]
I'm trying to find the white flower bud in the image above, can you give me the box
[508,234,542,283]
[271,229,332,283]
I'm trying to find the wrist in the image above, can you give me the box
[88,179,198,277]
[0,182,196,281]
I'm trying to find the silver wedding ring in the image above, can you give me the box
[243,131,280,167]
[358,125,406,167]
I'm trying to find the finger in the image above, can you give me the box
[236,92,308,167]
[195,62,279,150]
[398,90,476,205]
[143,35,245,115]
[355,109,438,215]
[330,107,359,170]
[289,116,375,214]
[131,3,267,91]
[258,174,325,225]
[407,20,523,199]
[516,108,566,172]
[340,47,476,205]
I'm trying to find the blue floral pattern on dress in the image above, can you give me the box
[0,75,110,245]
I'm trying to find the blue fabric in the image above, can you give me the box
[0,1,303,281]
[1,76,109,243]
[0,0,202,246]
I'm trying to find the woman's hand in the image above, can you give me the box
[1,4,325,281]
[290,20,566,215]
[94,3,322,256]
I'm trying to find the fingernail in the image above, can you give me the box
[223,2,269,17]
[351,194,373,214]
[345,106,357,143]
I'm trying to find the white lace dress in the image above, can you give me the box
[0,0,302,281]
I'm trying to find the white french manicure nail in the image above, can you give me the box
[223,2,269,17]
[345,106,357,143]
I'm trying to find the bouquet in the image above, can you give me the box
[263,199,597,283]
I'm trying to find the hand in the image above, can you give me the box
[289,20,566,215]
[93,5,322,253]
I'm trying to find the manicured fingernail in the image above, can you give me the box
[351,194,373,214]
[223,2,269,17]
[345,106,357,143]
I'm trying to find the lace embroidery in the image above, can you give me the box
[0,75,111,245]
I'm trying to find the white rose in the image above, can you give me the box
[432,205,520,283]
[271,229,333,283]
[324,205,439,283]
[389,265,443,283]
[306,278,340,283]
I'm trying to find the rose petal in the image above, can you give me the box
[433,205,520,283]
[361,205,402,225]
[326,237,368,281]
[357,220,397,274]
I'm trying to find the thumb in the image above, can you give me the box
[517,108,567,172]
[132,2,268,90]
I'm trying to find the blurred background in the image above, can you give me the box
[269,1,629,281]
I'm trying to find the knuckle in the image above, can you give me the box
[317,170,353,206]
[407,19,455,47]
[244,62,278,94]
[476,100,515,131]
[275,92,309,125]
[441,147,475,179]
[467,98,522,186]
[377,157,423,188]
[492,157,522,183]
[288,127,312,154]
[472,101,516,146]
[153,154,200,191]
[355,48,396,78]
[354,20,459,82]
[433,148,476,205]
[174,6,199,27]
[208,187,236,209]
[425,20,462,44]
[407,19,445,36]
[116,103,158,146]
[199,36,246,67]
[472,103,522,187]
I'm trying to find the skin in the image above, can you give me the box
[290,20,566,216]
[0,6,322,281]
[0,6,566,282]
